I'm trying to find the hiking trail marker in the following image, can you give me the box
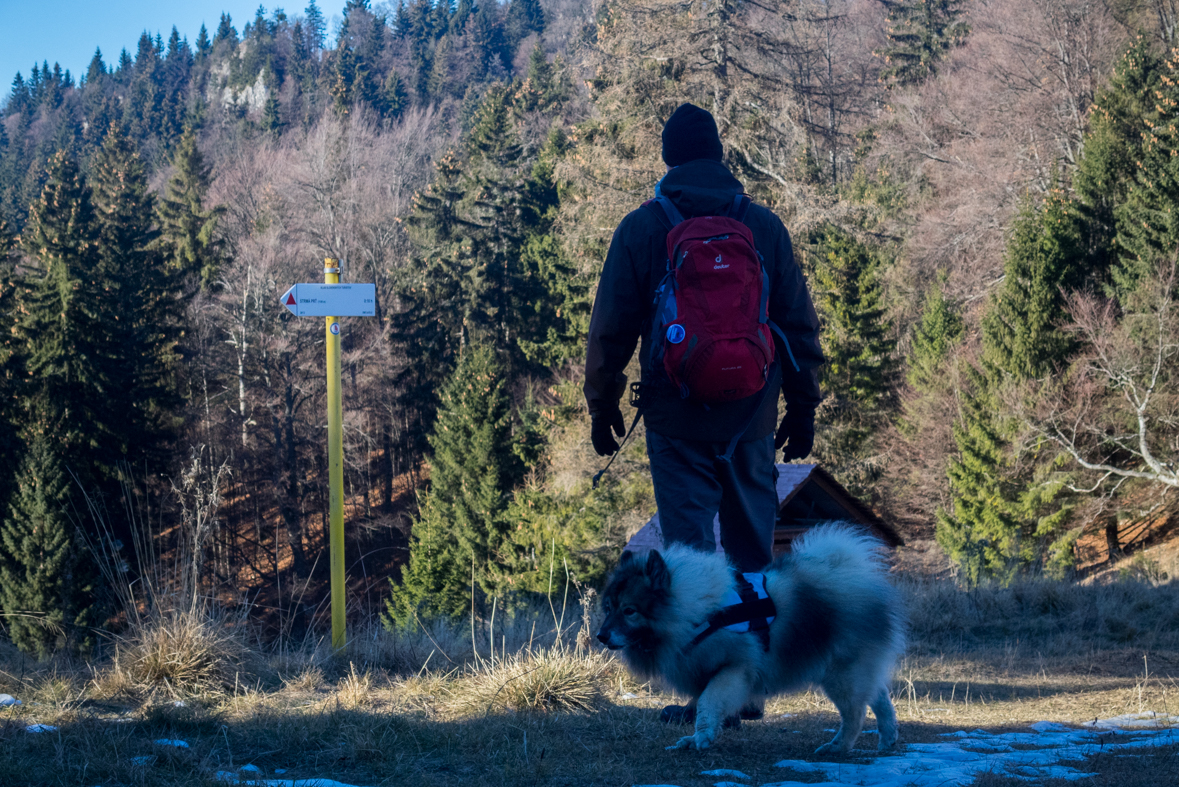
[280,283,377,317]
[281,260,378,651]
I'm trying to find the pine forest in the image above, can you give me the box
[2,0,1179,657]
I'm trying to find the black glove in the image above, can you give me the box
[591,405,626,456]
[776,409,815,461]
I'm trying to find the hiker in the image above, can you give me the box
[584,103,824,574]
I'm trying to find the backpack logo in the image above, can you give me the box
[666,324,686,344]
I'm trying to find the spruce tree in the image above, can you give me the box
[935,367,1020,585]
[156,128,224,287]
[305,0,327,50]
[0,429,89,658]
[384,69,408,118]
[505,0,545,50]
[196,24,212,60]
[894,272,964,522]
[330,44,360,114]
[981,190,1085,379]
[262,93,284,134]
[390,149,473,462]
[469,2,510,80]
[426,37,452,102]
[390,87,570,467]
[124,31,166,142]
[16,150,114,483]
[518,43,569,115]
[1114,46,1179,296]
[450,0,473,35]
[515,129,588,366]
[0,225,19,514]
[8,73,31,116]
[91,125,179,462]
[85,48,107,85]
[906,273,964,395]
[878,0,970,87]
[385,344,521,624]
[214,13,239,49]
[404,0,438,99]
[1074,38,1163,287]
[806,226,896,495]
[394,86,553,376]
[939,191,1081,584]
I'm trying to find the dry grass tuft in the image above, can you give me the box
[29,673,81,708]
[335,663,374,709]
[112,609,248,696]
[87,660,137,699]
[282,665,326,692]
[445,646,616,716]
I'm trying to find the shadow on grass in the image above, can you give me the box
[2,698,1176,787]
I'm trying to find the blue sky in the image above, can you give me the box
[0,0,349,89]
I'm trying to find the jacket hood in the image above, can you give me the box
[657,159,744,217]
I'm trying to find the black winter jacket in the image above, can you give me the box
[584,159,824,443]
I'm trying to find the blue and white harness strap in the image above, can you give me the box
[686,572,776,651]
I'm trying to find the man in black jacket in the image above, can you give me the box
[585,103,824,573]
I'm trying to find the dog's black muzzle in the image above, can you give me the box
[596,629,624,649]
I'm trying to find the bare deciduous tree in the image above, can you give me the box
[1018,259,1179,497]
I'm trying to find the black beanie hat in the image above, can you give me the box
[662,103,723,167]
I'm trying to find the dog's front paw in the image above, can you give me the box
[814,740,849,756]
[666,732,712,751]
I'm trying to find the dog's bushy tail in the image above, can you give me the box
[790,522,907,659]
[789,522,889,578]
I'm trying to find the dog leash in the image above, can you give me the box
[592,383,646,489]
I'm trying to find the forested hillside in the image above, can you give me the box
[1,0,1177,655]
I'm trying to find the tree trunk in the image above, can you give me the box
[1105,515,1121,562]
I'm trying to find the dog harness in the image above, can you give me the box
[686,572,776,651]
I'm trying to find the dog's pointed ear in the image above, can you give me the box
[645,550,670,591]
[619,550,636,567]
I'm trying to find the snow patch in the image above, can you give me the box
[215,772,371,787]
[701,770,750,779]
[0,694,21,707]
[1083,712,1179,729]
[770,720,1178,786]
[25,724,57,733]
[155,739,190,748]
[1030,721,1072,733]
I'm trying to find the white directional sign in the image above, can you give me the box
[280,283,377,317]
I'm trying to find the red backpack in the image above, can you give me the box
[647,194,788,403]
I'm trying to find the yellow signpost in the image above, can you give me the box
[280,260,378,652]
[324,259,346,651]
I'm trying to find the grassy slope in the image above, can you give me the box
[2,579,1179,786]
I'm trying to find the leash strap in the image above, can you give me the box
[594,409,641,487]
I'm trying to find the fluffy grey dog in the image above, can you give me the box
[597,523,906,752]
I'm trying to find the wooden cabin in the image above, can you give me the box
[623,463,903,557]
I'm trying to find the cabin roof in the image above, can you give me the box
[623,463,903,555]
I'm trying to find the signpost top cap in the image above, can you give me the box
[323,257,340,273]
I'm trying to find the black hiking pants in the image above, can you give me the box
[645,431,779,572]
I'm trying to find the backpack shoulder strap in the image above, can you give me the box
[728,193,751,222]
[644,195,686,230]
